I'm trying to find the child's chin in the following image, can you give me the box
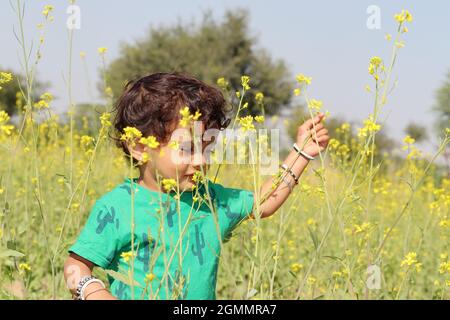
[179,182,195,192]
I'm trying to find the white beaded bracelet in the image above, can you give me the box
[293,143,315,161]
[80,278,106,300]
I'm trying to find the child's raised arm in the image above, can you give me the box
[63,253,117,300]
[256,112,329,218]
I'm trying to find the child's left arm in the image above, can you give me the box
[255,112,329,218]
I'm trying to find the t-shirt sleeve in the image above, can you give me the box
[209,182,254,237]
[68,200,120,269]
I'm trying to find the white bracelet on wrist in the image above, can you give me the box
[293,143,315,160]
[80,278,106,300]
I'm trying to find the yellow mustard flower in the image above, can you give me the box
[105,86,113,97]
[139,136,160,149]
[403,135,415,145]
[168,140,179,150]
[395,41,405,49]
[239,115,255,131]
[98,47,108,55]
[255,92,264,104]
[162,178,177,192]
[357,115,381,138]
[368,56,383,80]
[438,261,450,275]
[145,273,156,282]
[0,111,10,124]
[140,152,149,164]
[308,99,323,111]
[307,276,317,286]
[120,127,142,144]
[179,106,201,128]
[241,75,251,90]
[100,112,112,128]
[394,9,413,24]
[400,252,421,272]
[254,115,265,123]
[216,77,228,89]
[120,251,135,263]
[80,135,94,148]
[19,263,32,272]
[290,263,304,273]
[0,72,13,90]
[42,5,54,18]
[33,92,53,110]
[296,73,312,85]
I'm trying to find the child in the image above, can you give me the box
[63,72,329,300]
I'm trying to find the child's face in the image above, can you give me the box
[144,122,214,191]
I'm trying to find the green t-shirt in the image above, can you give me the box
[68,177,254,300]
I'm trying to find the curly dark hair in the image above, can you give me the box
[112,72,230,159]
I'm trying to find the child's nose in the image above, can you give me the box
[191,150,207,168]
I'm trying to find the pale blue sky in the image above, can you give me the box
[1,0,449,153]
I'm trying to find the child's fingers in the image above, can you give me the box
[316,128,328,137]
[309,126,327,138]
[311,129,329,142]
[311,123,325,132]
[314,134,329,143]
[301,113,325,130]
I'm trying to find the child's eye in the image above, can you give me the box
[179,143,193,155]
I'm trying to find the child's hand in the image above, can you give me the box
[296,112,329,158]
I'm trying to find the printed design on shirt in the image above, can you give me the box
[225,192,253,221]
[114,281,129,300]
[166,200,177,228]
[96,206,119,234]
[216,195,241,225]
[191,224,205,265]
[136,232,155,273]
[208,186,216,201]
[106,250,116,266]
[222,203,240,220]
[119,184,131,195]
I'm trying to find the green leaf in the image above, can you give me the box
[323,255,343,262]
[0,249,25,258]
[104,269,143,288]
[307,226,319,251]
[17,222,28,235]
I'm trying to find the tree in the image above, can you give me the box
[72,103,108,135]
[104,10,293,116]
[404,122,428,143]
[432,71,450,176]
[432,71,450,135]
[0,68,46,116]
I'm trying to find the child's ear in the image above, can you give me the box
[127,141,147,162]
